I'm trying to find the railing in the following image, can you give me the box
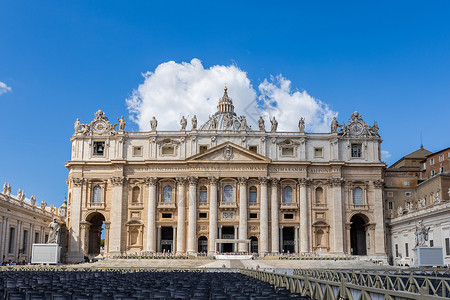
[280,203,299,210]
[219,202,237,208]
[348,204,370,210]
[240,268,450,300]
[0,193,56,218]
[157,202,176,209]
[129,202,144,208]
[88,201,105,208]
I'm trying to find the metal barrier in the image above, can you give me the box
[240,268,450,300]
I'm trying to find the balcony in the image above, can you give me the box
[312,203,328,210]
[248,202,260,209]
[348,204,370,211]
[88,202,105,209]
[197,202,209,208]
[129,202,144,209]
[219,202,238,209]
[157,202,176,210]
[280,202,299,211]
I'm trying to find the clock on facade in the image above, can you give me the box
[350,123,363,135]
[93,121,107,133]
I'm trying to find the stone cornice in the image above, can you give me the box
[388,201,450,226]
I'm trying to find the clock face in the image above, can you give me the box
[94,121,107,133]
[350,123,363,135]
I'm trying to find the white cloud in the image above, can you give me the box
[381,150,392,161]
[126,59,337,132]
[0,81,12,95]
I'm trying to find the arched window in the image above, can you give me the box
[283,186,292,203]
[353,187,363,205]
[132,186,140,203]
[249,186,257,203]
[92,186,102,203]
[223,185,233,202]
[315,187,323,204]
[199,186,207,203]
[163,186,173,203]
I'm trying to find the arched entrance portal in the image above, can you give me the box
[198,236,208,253]
[350,215,367,255]
[86,213,106,256]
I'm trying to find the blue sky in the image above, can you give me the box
[0,1,449,208]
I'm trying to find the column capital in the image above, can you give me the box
[298,178,311,187]
[373,179,384,188]
[258,177,269,185]
[145,177,158,186]
[188,176,198,185]
[70,177,84,187]
[270,178,280,186]
[327,178,344,187]
[208,176,219,185]
[176,177,187,185]
[109,176,125,186]
[237,177,248,185]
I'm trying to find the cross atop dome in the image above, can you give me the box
[217,87,235,114]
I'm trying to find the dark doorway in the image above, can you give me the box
[87,213,106,255]
[282,227,295,253]
[198,236,207,253]
[221,226,234,253]
[250,236,258,253]
[161,227,173,253]
[350,215,367,255]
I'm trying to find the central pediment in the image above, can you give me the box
[186,142,271,164]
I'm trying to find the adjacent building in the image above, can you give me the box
[65,88,386,262]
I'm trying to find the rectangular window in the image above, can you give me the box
[249,191,257,203]
[404,181,409,186]
[430,240,434,247]
[281,147,294,156]
[199,145,208,153]
[162,146,175,155]
[405,243,409,257]
[314,148,323,158]
[132,146,142,157]
[284,213,294,219]
[388,202,393,210]
[351,144,362,158]
[249,213,258,219]
[162,213,172,219]
[395,244,399,257]
[431,170,436,176]
[387,192,393,197]
[199,191,208,203]
[446,238,450,255]
[93,141,105,156]
[423,163,426,170]
[249,146,258,153]
[430,158,435,165]
[199,212,207,219]
[9,227,16,253]
[35,232,40,244]
[23,230,28,254]
[405,192,412,197]
[386,181,392,186]
[440,167,445,173]
[439,155,444,162]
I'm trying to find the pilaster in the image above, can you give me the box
[187,176,198,254]
[109,176,125,254]
[146,177,157,252]
[67,177,84,262]
[176,177,186,253]
[259,177,269,254]
[208,176,218,255]
[271,178,279,253]
[238,177,248,252]
[299,178,310,253]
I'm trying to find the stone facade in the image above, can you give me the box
[0,184,66,264]
[65,88,386,262]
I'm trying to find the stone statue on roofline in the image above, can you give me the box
[239,116,247,131]
[2,183,6,194]
[150,116,158,132]
[180,116,187,131]
[298,117,305,133]
[74,118,82,133]
[258,116,265,131]
[191,115,197,130]
[117,116,126,132]
[331,117,339,133]
[30,195,36,206]
[270,117,278,132]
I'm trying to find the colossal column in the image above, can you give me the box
[271,178,279,253]
[110,176,125,254]
[238,177,248,252]
[208,176,218,255]
[187,176,198,254]
[299,178,310,252]
[373,179,386,255]
[259,177,269,254]
[67,178,84,262]
[330,177,344,254]
[176,177,186,253]
[146,177,157,252]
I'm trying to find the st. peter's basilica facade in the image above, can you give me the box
[65,88,386,262]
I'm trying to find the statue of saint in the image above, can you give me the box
[270,117,278,133]
[397,206,403,216]
[418,197,426,209]
[240,116,247,131]
[258,116,265,131]
[298,117,305,133]
[180,116,187,130]
[370,121,379,136]
[150,116,158,132]
[191,115,197,130]
[6,183,11,196]
[415,220,430,247]
[30,195,36,206]
[41,201,47,210]
[210,116,217,130]
[2,183,6,194]
[331,117,339,133]
[117,116,126,132]
[433,192,441,204]
[47,217,60,244]
[74,118,82,133]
